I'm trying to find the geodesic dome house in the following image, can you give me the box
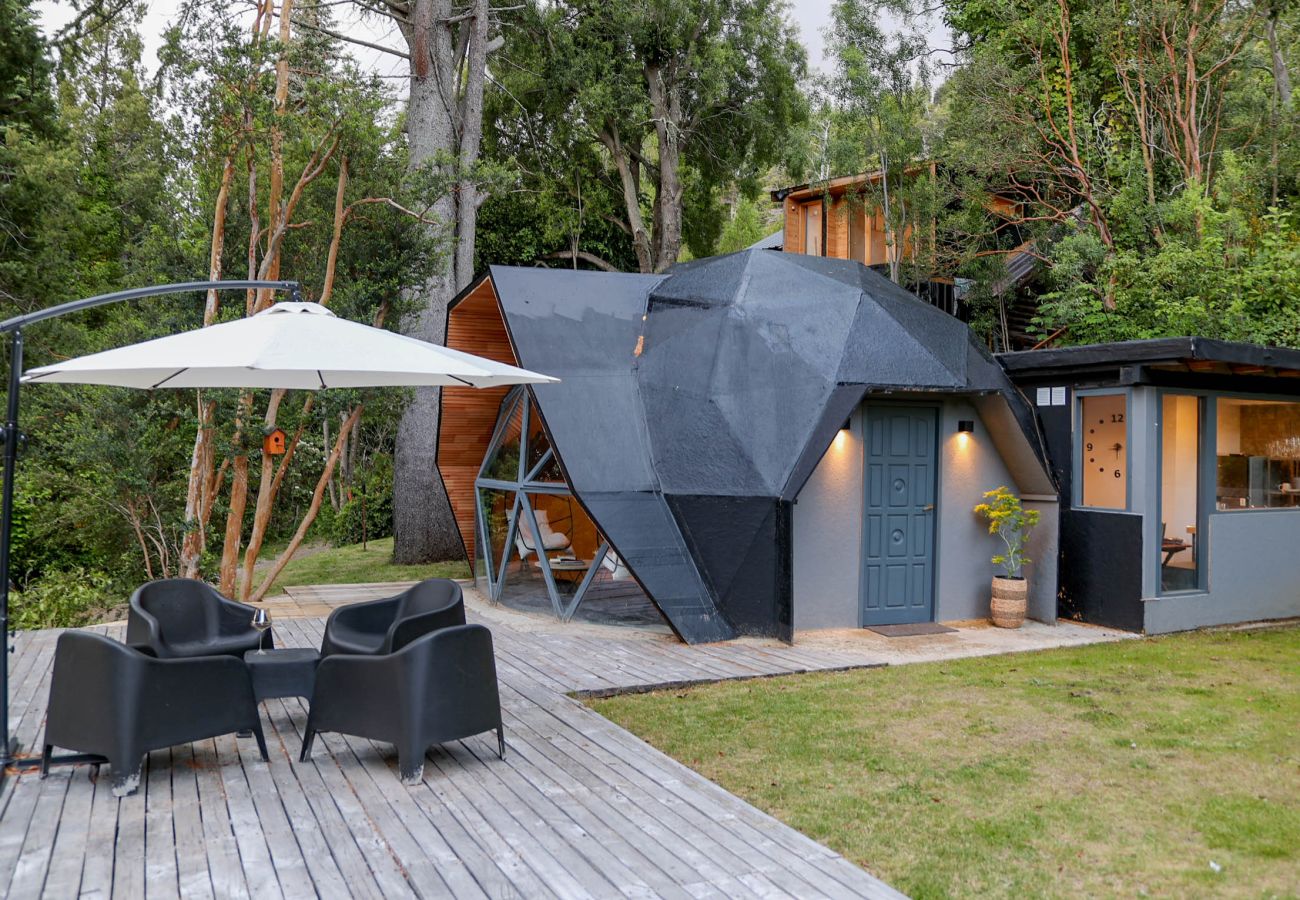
[437,250,1059,643]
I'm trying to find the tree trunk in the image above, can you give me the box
[219,392,254,594]
[599,124,653,272]
[646,64,684,272]
[1265,13,1292,110]
[251,405,363,602]
[180,148,237,579]
[391,0,490,564]
[238,388,285,600]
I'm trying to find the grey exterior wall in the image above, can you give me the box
[792,408,864,630]
[1145,510,1300,631]
[792,396,1060,630]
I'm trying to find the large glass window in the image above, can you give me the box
[1160,394,1201,592]
[1215,398,1300,510]
[1079,393,1129,509]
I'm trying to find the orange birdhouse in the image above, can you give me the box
[263,427,287,455]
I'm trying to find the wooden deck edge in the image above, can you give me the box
[567,661,889,701]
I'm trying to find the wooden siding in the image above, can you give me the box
[777,165,949,267]
[439,278,516,563]
[784,193,912,268]
[783,196,802,253]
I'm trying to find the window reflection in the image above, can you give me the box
[1215,398,1300,510]
[1160,395,1200,592]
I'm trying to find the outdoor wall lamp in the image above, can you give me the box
[957,420,975,434]
[841,418,851,432]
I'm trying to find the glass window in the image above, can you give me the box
[1079,393,1128,509]
[1160,394,1201,592]
[1215,398,1300,510]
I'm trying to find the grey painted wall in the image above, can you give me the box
[792,396,1060,630]
[792,407,863,630]
[1145,510,1300,632]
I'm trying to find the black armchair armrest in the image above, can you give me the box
[384,601,467,653]
[320,594,402,656]
[124,588,164,652]
[327,594,401,630]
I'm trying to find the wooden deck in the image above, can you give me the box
[0,591,1130,898]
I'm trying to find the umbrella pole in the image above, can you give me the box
[0,329,21,768]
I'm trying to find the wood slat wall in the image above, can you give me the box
[439,278,517,563]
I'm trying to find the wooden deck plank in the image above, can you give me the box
[190,738,251,900]
[309,728,457,894]
[6,762,70,898]
[440,736,661,898]
[258,696,388,899]
[76,764,122,899]
[0,770,45,896]
[110,760,147,900]
[169,744,216,900]
[38,768,96,898]
[211,733,288,900]
[495,715,718,895]
[143,748,181,899]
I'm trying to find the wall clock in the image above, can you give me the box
[1081,394,1127,508]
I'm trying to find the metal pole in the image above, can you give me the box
[0,330,22,765]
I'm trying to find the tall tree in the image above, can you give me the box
[823,0,937,284]
[493,0,809,273]
[162,0,439,594]
[328,0,504,564]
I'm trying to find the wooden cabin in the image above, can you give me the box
[770,168,1037,346]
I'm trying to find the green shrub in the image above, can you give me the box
[327,454,394,546]
[11,567,119,630]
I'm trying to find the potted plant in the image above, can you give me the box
[973,486,1041,628]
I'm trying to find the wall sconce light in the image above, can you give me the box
[841,418,851,432]
[957,420,975,434]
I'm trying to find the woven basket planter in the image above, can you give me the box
[990,576,1028,628]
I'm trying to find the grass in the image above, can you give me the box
[255,536,469,591]
[589,627,1300,899]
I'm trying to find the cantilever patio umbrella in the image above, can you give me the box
[0,280,556,773]
[23,300,554,389]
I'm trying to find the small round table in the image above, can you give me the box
[243,648,321,702]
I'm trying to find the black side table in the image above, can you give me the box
[243,648,321,702]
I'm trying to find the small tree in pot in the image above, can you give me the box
[973,486,1041,628]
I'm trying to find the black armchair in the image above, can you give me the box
[125,578,270,659]
[300,623,503,784]
[42,632,268,796]
[320,578,465,657]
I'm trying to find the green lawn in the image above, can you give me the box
[256,536,469,591]
[590,627,1300,899]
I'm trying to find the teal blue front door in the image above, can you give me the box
[861,405,937,626]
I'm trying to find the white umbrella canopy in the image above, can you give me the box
[22,302,556,389]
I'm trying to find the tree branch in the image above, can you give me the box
[545,249,620,272]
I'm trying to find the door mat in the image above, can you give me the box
[866,623,958,637]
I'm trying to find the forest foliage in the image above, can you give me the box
[0,0,1297,625]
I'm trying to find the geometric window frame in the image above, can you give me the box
[473,385,612,621]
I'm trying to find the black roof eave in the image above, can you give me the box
[447,269,493,314]
[999,337,1300,375]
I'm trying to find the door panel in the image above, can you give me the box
[862,406,937,625]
